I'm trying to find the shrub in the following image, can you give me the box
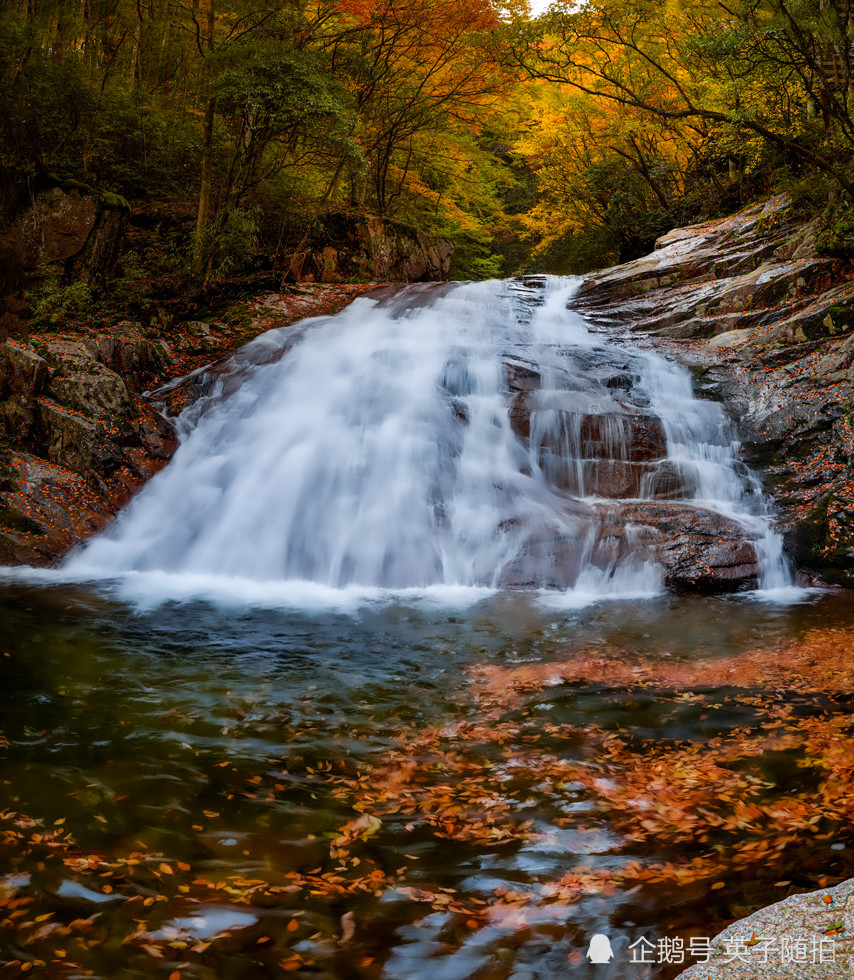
[28,268,93,327]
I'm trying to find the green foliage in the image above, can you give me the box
[449,233,505,280]
[28,268,93,327]
[815,205,854,259]
[108,251,152,308]
[100,192,131,213]
[203,206,262,283]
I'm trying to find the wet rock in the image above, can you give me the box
[511,390,668,466]
[578,195,797,307]
[580,412,667,462]
[496,514,594,590]
[509,391,532,440]
[496,502,759,593]
[573,190,854,585]
[504,359,541,393]
[601,502,760,593]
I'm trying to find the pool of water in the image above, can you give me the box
[2,584,854,978]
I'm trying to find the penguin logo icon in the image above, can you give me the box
[586,933,615,963]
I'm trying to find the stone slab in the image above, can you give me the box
[675,878,854,978]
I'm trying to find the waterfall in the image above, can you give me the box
[64,277,791,600]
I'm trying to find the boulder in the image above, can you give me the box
[495,502,759,592]
[608,502,760,592]
[0,183,129,323]
[48,365,137,434]
[19,186,98,267]
[36,398,126,481]
[282,212,454,284]
[0,340,49,441]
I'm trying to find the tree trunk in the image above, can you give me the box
[194,94,216,270]
[193,0,216,272]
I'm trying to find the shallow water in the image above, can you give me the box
[2,585,854,978]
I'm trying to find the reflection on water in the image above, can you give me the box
[2,585,854,978]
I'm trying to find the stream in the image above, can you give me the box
[1,278,852,979]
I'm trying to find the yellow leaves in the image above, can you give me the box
[330,812,383,857]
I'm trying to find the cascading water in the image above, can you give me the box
[64,276,792,601]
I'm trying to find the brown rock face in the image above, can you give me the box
[495,503,759,593]
[0,185,128,321]
[509,387,668,497]
[282,212,454,284]
[0,324,175,564]
[19,187,98,267]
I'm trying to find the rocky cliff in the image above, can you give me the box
[574,194,854,586]
[0,182,129,326]
[284,212,454,284]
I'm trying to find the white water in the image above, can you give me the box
[63,277,792,602]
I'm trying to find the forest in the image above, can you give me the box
[3,0,854,320]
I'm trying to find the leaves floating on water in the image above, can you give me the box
[3,622,854,974]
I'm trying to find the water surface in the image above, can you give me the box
[2,586,853,978]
